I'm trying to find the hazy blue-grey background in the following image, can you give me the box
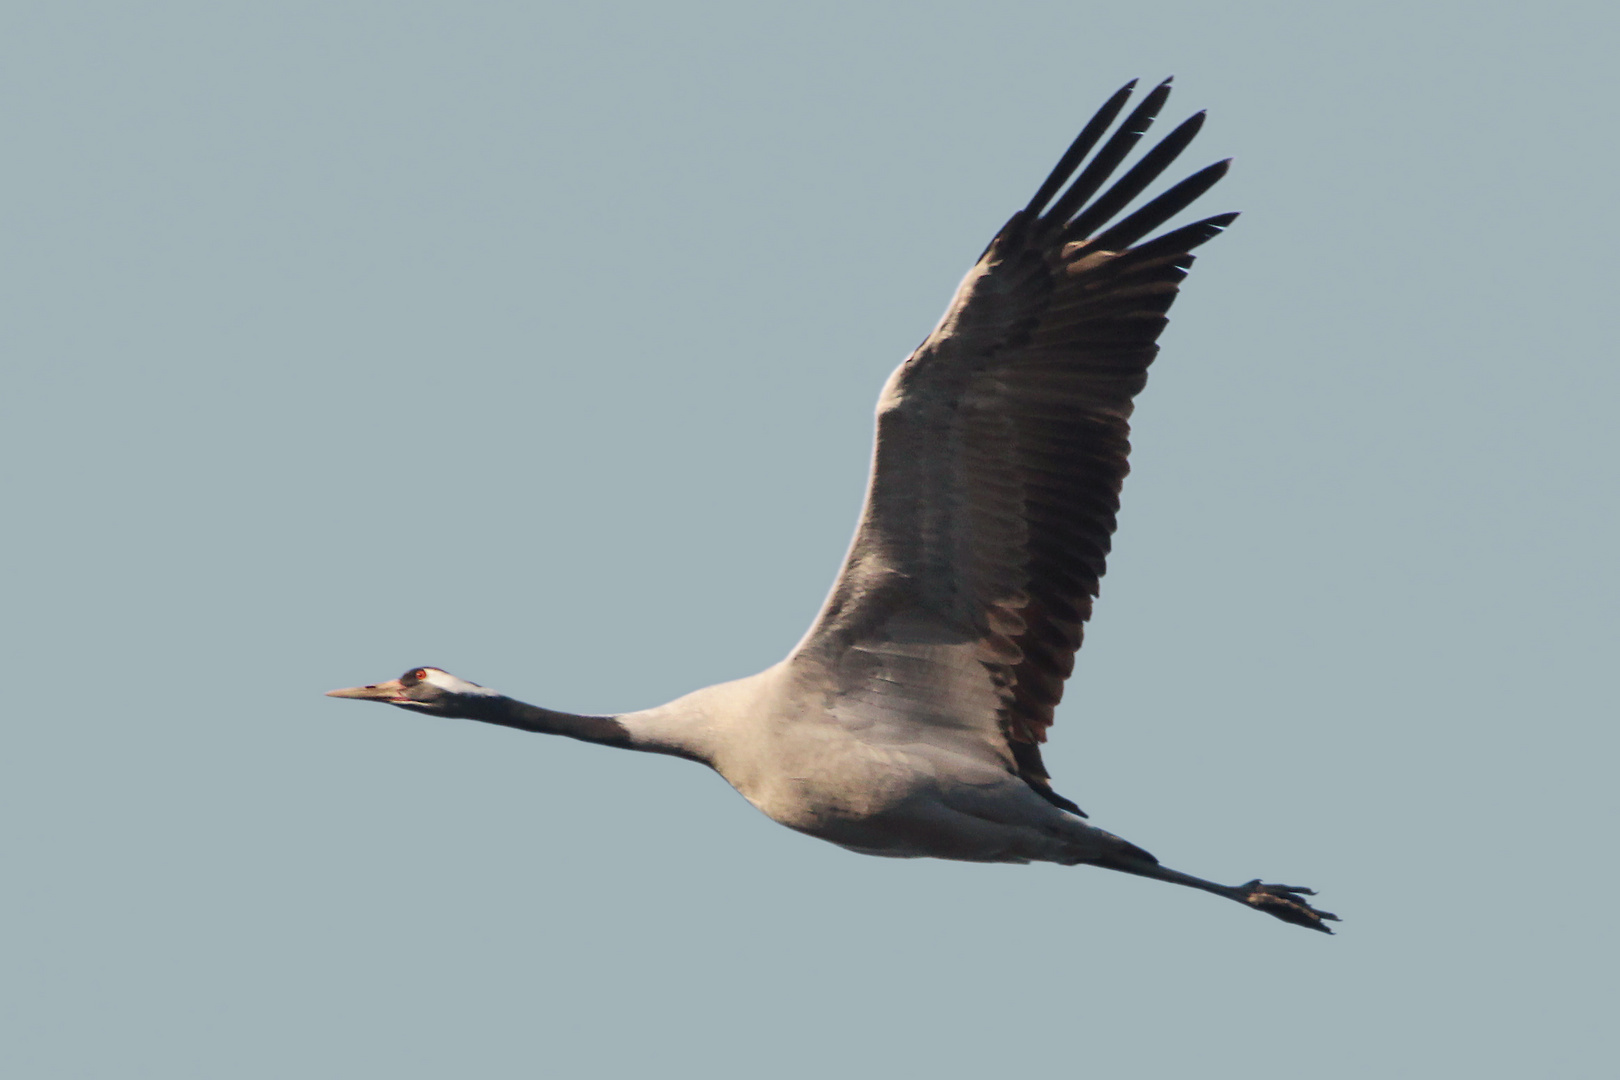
[6,2,1616,1076]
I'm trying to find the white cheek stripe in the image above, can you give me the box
[423,668,502,696]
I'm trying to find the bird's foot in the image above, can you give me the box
[1238,880,1339,934]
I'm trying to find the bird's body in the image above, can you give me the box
[330,80,1338,932]
[619,665,1135,866]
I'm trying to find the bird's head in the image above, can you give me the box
[325,666,504,719]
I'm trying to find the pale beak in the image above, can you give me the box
[325,678,410,703]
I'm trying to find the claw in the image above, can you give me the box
[1239,879,1340,934]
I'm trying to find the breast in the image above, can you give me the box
[715,711,1047,860]
[734,734,927,835]
[686,663,1067,863]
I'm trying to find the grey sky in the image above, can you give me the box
[6,2,1616,1077]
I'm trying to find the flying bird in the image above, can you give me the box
[329,79,1338,933]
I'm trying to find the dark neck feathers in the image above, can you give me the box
[459,694,637,751]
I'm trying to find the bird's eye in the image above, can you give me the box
[412,669,428,681]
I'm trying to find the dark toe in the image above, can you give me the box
[1244,882,1339,933]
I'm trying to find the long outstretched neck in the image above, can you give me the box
[454,694,631,747]
[454,694,701,763]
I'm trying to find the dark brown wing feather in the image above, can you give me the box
[791,80,1235,813]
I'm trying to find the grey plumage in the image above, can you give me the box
[329,80,1338,934]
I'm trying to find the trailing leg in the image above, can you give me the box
[1099,855,1340,934]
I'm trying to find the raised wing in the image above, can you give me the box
[789,79,1235,813]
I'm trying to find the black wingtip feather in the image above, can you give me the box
[1022,80,1141,218]
[1087,158,1232,252]
[1062,111,1210,241]
[1042,80,1175,227]
[1117,210,1239,263]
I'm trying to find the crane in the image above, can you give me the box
[329,79,1338,933]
